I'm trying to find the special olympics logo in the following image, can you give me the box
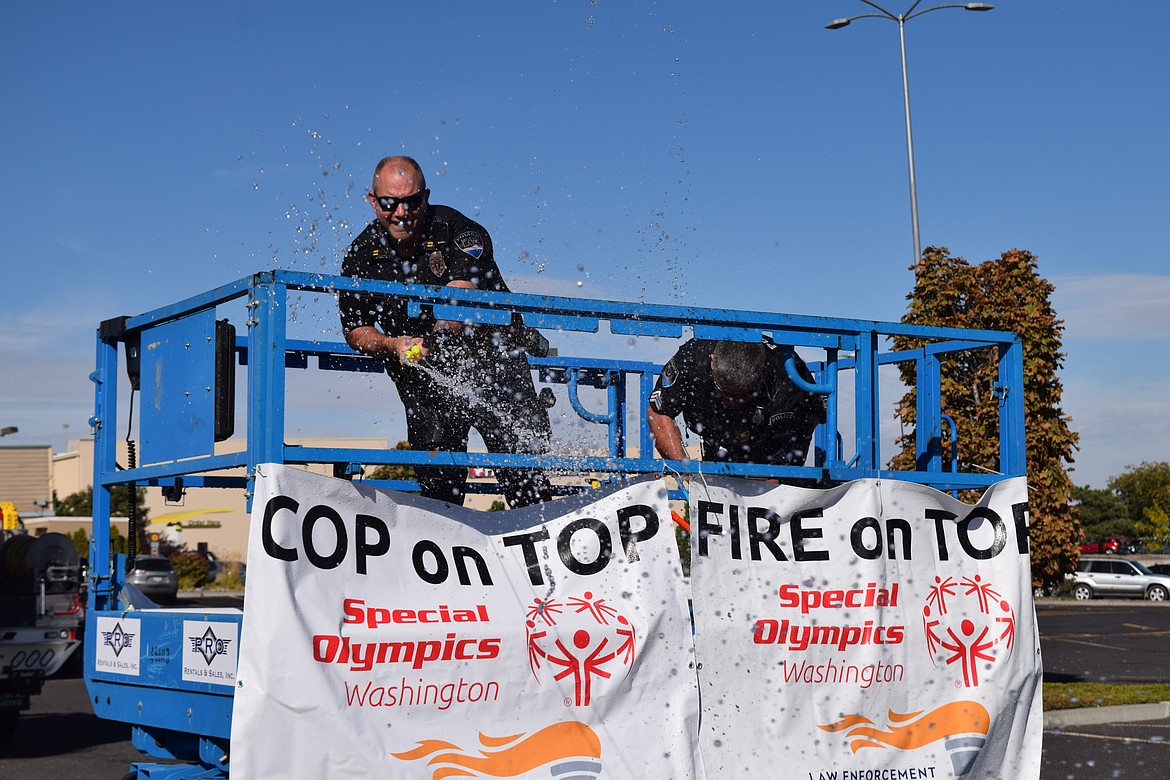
[922,574,1016,688]
[525,591,637,706]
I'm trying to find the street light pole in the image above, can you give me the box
[897,16,921,265]
[826,2,994,264]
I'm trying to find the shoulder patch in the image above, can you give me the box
[660,359,678,388]
[454,230,485,259]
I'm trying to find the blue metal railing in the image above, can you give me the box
[91,269,1025,489]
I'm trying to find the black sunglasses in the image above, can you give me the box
[372,189,428,212]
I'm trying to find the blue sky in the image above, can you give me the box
[2,1,1167,489]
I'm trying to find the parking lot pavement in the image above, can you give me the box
[1044,715,1170,779]
[1035,597,1170,684]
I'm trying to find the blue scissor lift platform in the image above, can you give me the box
[85,270,1026,778]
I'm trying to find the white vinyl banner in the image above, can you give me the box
[691,477,1042,780]
[231,465,702,779]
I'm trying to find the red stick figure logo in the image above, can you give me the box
[922,574,1016,688]
[525,591,638,706]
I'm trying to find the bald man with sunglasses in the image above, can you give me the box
[338,156,554,508]
[647,338,825,473]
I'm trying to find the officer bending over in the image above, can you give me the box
[647,338,825,472]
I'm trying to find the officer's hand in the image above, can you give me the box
[397,336,428,364]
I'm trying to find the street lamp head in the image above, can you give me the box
[965,3,994,10]
[826,18,852,29]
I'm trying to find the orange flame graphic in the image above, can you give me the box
[818,700,990,754]
[391,721,602,779]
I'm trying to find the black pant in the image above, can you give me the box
[391,336,553,508]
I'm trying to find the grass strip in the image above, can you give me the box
[1044,682,1170,711]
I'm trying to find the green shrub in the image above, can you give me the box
[171,552,211,589]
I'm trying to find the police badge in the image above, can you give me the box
[428,251,447,278]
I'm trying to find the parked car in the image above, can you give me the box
[1068,557,1170,601]
[1148,563,1170,576]
[125,556,179,604]
[1079,538,1121,555]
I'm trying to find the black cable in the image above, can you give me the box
[124,390,137,572]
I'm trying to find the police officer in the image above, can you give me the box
[337,156,554,507]
[647,338,824,470]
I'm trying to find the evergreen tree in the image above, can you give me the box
[109,524,129,556]
[892,248,1080,588]
[1071,485,1133,541]
[68,527,90,557]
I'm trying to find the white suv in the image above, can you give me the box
[1069,557,1170,601]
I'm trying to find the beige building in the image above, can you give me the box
[0,445,54,515]
[6,438,518,562]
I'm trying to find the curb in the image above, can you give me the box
[178,588,245,599]
[1044,701,1170,729]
